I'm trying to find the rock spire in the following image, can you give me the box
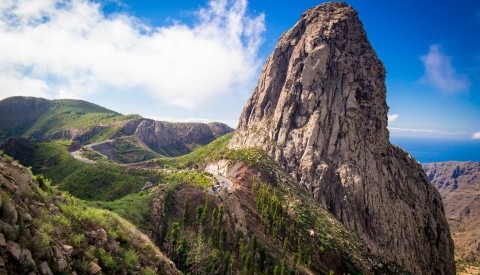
[230,2,455,273]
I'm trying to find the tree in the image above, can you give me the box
[182,198,190,228]
[177,238,188,271]
[166,222,180,258]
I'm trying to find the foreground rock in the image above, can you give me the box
[424,161,480,266]
[230,2,454,273]
[0,154,179,274]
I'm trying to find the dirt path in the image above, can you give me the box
[213,174,234,190]
[69,139,113,164]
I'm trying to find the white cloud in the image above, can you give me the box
[420,44,470,94]
[0,0,265,108]
[388,113,399,123]
[473,131,480,139]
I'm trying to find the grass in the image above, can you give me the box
[89,191,155,232]
[16,98,141,144]
[113,138,160,163]
[156,133,233,168]
[32,140,163,201]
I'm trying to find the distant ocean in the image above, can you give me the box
[390,137,480,164]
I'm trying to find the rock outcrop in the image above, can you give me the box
[230,2,454,273]
[128,119,233,156]
[424,161,480,263]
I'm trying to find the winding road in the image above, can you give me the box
[213,174,234,190]
[69,139,112,164]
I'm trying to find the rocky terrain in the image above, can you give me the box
[230,2,454,274]
[113,119,233,156]
[423,161,480,267]
[0,153,178,274]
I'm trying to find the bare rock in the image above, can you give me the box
[40,261,53,275]
[0,257,4,268]
[7,241,22,260]
[131,119,233,156]
[0,220,18,240]
[20,248,36,268]
[48,203,60,215]
[88,262,102,274]
[21,212,33,222]
[96,228,108,244]
[229,2,454,274]
[2,201,18,224]
[424,161,480,263]
[57,257,67,271]
[62,244,74,256]
[0,233,6,247]
[141,181,154,191]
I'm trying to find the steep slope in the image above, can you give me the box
[0,96,135,143]
[0,153,178,274]
[229,2,454,274]
[423,162,480,265]
[0,97,52,140]
[106,134,410,274]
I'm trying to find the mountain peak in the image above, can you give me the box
[230,2,454,273]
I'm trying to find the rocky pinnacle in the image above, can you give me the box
[229,2,455,273]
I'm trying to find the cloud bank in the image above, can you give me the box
[389,127,468,137]
[473,131,480,139]
[0,0,265,108]
[420,45,470,94]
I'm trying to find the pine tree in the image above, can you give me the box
[182,198,190,228]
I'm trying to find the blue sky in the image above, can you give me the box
[0,0,479,141]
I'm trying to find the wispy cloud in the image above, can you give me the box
[389,127,469,137]
[473,131,480,139]
[420,44,470,94]
[0,0,265,108]
[388,113,399,123]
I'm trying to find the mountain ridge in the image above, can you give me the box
[423,161,480,270]
[0,96,233,159]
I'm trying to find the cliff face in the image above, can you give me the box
[130,120,233,156]
[230,2,454,273]
[424,161,480,263]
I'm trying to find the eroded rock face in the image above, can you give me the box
[424,161,480,263]
[132,120,232,156]
[230,2,454,273]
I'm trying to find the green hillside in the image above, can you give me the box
[0,153,178,274]
[0,96,140,143]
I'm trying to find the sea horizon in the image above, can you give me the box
[390,136,480,164]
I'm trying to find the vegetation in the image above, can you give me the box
[32,140,162,201]
[112,138,160,163]
[0,97,142,144]
[89,191,155,231]
[0,155,176,274]
[156,133,234,168]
